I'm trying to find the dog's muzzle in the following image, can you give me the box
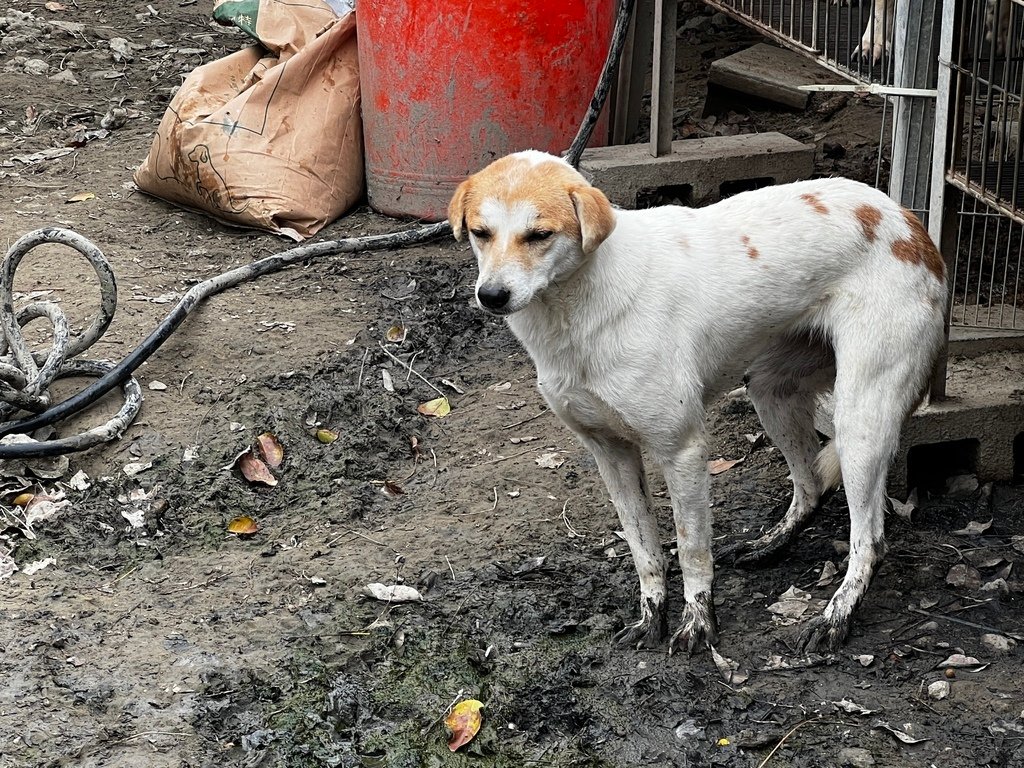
[477,284,511,313]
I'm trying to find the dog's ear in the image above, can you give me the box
[448,178,472,241]
[570,185,615,253]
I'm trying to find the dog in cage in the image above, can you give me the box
[853,0,1015,63]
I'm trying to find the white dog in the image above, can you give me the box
[449,151,947,653]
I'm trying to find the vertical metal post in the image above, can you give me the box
[927,0,959,401]
[889,0,940,220]
[650,0,677,157]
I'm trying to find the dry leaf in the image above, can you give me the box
[535,452,564,469]
[509,435,538,444]
[488,381,512,392]
[45,1,68,10]
[381,369,395,392]
[935,653,983,669]
[711,646,749,685]
[446,699,483,751]
[66,191,95,203]
[945,563,982,589]
[381,480,404,498]
[952,518,992,536]
[816,560,839,586]
[889,489,918,522]
[855,654,875,667]
[385,324,407,343]
[316,428,339,444]
[834,698,878,715]
[237,451,278,487]
[364,583,422,602]
[227,515,258,535]
[256,432,284,468]
[12,493,34,507]
[872,721,929,744]
[708,457,743,475]
[418,397,451,418]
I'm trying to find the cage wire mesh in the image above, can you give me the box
[947,0,1024,329]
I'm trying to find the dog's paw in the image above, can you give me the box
[795,613,850,654]
[718,534,789,567]
[668,592,718,655]
[613,599,667,650]
[851,41,888,66]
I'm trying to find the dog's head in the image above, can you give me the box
[448,150,615,316]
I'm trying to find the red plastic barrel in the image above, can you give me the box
[356,1,615,220]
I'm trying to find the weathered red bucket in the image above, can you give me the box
[356,0,615,220]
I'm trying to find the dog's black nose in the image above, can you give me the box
[477,285,510,311]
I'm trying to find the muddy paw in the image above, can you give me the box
[796,614,849,653]
[668,593,718,655]
[613,602,667,650]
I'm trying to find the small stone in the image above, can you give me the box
[148,380,168,391]
[928,679,950,700]
[48,69,78,85]
[837,747,875,767]
[981,633,1017,654]
[23,58,49,75]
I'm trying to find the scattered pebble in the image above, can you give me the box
[148,380,168,391]
[928,680,950,700]
[837,747,875,767]
[23,58,48,75]
[981,633,1017,654]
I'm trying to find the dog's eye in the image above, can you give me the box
[470,228,492,241]
[525,229,553,243]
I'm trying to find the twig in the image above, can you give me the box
[419,688,466,736]
[908,606,1024,641]
[561,498,584,538]
[163,573,229,594]
[757,716,821,768]
[357,347,370,390]
[490,487,498,511]
[501,409,550,430]
[378,342,446,399]
[110,731,189,746]
[470,446,540,468]
[445,555,456,581]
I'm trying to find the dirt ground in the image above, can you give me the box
[1,2,1023,767]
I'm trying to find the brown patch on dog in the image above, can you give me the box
[891,210,945,281]
[740,234,759,259]
[801,193,829,215]
[853,204,883,242]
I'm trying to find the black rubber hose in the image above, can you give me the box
[0,0,635,458]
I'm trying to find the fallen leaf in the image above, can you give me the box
[834,698,879,715]
[872,720,929,744]
[711,646,749,685]
[148,380,168,391]
[418,397,451,418]
[952,518,992,536]
[744,432,765,448]
[441,378,466,394]
[316,428,339,444]
[122,461,152,477]
[381,480,404,498]
[256,432,284,468]
[708,457,744,475]
[364,583,422,602]
[509,435,538,444]
[855,654,875,667]
[488,381,512,392]
[45,1,68,10]
[12,493,34,507]
[1012,535,1024,554]
[935,653,983,669]
[946,474,979,496]
[816,560,839,586]
[446,699,484,751]
[385,324,407,343]
[535,452,564,469]
[889,489,918,522]
[227,515,258,535]
[945,563,982,589]
[716,738,731,747]
[237,451,278,487]
[66,191,95,203]
[22,557,56,576]
[381,369,395,392]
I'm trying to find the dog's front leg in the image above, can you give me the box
[580,433,668,649]
[658,435,719,655]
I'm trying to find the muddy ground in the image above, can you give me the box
[1,2,1023,767]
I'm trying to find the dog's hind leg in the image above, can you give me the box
[796,356,925,652]
[658,432,719,655]
[580,433,668,649]
[720,337,835,566]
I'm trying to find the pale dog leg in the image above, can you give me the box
[853,0,893,64]
[580,433,668,649]
[722,340,835,564]
[658,434,719,654]
[797,361,919,652]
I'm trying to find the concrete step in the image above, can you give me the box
[579,132,814,209]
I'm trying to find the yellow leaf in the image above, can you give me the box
[717,738,730,747]
[12,492,34,507]
[66,191,95,203]
[316,428,339,444]
[385,324,407,343]
[256,432,284,468]
[445,699,483,751]
[417,397,450,418]
[227,515,258,535]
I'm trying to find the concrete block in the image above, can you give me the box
[579,133,815,209]
[706,43,846,111]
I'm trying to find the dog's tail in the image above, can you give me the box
[814,441,843,492]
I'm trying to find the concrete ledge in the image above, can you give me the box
[707,43,846,111]
[579,133,815,209]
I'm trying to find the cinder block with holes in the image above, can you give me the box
[579,133,815,209]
